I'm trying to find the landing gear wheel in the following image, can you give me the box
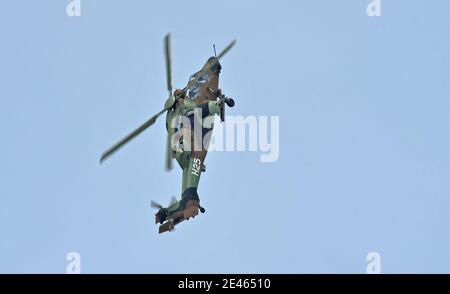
[199,206,206,213]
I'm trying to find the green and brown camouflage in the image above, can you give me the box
[100,34,235,233]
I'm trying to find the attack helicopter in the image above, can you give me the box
[100,34,236,233]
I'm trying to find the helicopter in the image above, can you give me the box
[100,34,236,233]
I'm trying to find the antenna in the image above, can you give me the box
[213,44,217,58]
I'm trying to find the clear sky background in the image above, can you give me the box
[1,0,449,273]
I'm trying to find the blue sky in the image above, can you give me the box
[0,0,449,273]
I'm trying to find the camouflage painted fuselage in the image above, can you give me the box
[160,57,223,224]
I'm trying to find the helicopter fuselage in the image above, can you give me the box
[165,59,223,200]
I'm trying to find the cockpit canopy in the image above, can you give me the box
[185,57,221,100]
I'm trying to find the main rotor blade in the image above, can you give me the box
[165,131,173,172]
[164,33,172,96]
[217,39,236,60]
[165,113,174,172]
[100,109,167,164]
